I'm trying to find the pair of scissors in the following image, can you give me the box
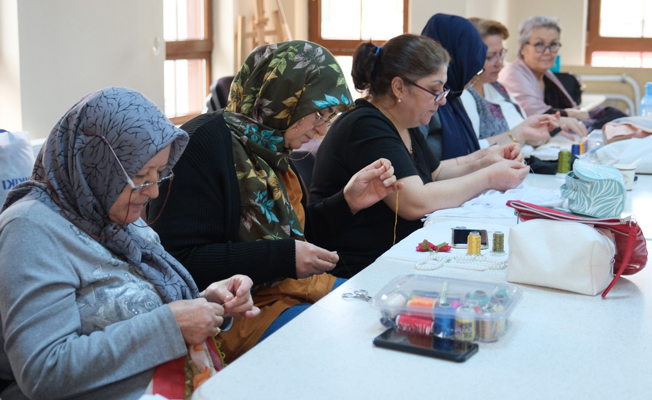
[342,289,371,302]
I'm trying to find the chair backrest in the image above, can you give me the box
[205,76,235,112]
[553,72,582,105]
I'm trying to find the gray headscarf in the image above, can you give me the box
[1,86,197,303]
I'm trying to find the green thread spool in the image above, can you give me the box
[492,231,505,254]
[557,150,571,174]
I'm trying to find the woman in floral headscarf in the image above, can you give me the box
[0,87,259,400]
[149,41,401,361]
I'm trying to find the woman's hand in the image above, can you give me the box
[482,143,523,165]
[295,240,338,279]
[559,116,588,138]
[565,108,590,121]
[202,275,260,318]
[487,160,529,191]
[512,114,558,146]
[168,298,225,345]
[343,158,404,214]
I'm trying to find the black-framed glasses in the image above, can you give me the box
[315,110,340,128]
[406,80,450,103]
[83,131,174,193]
[487,48,508,62]
[526,42,561,54]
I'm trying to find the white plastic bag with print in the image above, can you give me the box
[0,130,34,207]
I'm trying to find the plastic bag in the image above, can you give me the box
[0,130,34,207]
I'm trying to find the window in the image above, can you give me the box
[586,0,652,67]
[308,0,409,56]
[164,0,212,124]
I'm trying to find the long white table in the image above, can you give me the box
[192,173,652,400]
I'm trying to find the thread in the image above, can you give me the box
[557,150,571,174]
[491,231,505,254]
[467,231,481,255]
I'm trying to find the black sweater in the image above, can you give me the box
[148,111,355,290]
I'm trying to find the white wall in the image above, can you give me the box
[0,0,164,140]
[0,0,22,131]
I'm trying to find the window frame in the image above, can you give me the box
[165,0,213,125]
[586,0,652,65]
[308,0,410,56]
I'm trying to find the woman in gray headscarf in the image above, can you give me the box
[0,87,259,400]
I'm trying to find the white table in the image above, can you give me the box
[192,174,652,400]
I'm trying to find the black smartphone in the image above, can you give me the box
[373,328,478,362]
[451,228,488,249]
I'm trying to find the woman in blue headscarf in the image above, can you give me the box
[420,14,556,160]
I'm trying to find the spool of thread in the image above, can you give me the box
[396,314,434,335]
[489,299,505,335]
[579,141,585,155]
[477,306,498,342]
[490,293,507,305]
[491,231,505,254]
[557,150,571,174]
[454,305,476,341]
[571,143,580,157]
[468,290,488,306]
[433,302,455,338]
[467,231,481,255]
[407,296,437,317]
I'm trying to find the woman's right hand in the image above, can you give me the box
[295,240,338,279]
[487,160,529,191]
[559,116,588,138]
[168,298,224,345]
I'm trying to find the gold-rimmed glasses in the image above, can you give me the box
[314,110,340,128]
[83,131,174,193]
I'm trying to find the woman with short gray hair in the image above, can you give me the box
[499,16,588,136]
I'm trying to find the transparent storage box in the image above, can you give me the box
[372,275,522,343]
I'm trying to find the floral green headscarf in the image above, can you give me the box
[223,40,353,243]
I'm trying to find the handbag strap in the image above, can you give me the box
[601,222,638,298]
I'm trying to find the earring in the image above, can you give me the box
[398,98,402,103]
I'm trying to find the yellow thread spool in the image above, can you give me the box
[467,231,481,255]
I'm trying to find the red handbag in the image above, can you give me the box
[506,200,648,298]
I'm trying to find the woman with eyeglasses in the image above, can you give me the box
[148,40,402,362]
[459,17,573,148]
[498,16,589,136]
[309,33,529,277]
[0,87,260,399]
[420,13,559,159]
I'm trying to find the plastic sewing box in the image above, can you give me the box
[371,275,522,343]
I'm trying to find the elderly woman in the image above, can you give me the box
[419,13,558,159]
[149,41,401,362]
[461,17,579,147]
[498,16,588,136]
[0,87,259,400]
[310,33,529,276]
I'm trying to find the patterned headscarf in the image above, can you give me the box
[223,41,353,243]
[1,87,197,303]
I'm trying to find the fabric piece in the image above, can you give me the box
[595,134,652,174]
[602,116,652,144]
[2,87,196,303]
[222,40,353,245]
[0,200,188,400]
[421,14,485,159]
[217,274,336,362]
[499,58,577,116]
[311,99,440,276]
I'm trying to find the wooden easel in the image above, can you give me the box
[236,0,292,68]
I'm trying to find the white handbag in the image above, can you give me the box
[506,219,615,296]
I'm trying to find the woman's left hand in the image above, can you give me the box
[511,114,558,146]
[487,143,523,163]
[344,158,404,214]
[202,275,260,318]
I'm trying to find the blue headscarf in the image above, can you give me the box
[1,87,197,303]
[421,14,487,159]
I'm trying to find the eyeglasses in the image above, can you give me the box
[487,48,508,62]
[83,131,174,193]
[526,42,561,54]
[315,110,340,128]
[406,81,450,103]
